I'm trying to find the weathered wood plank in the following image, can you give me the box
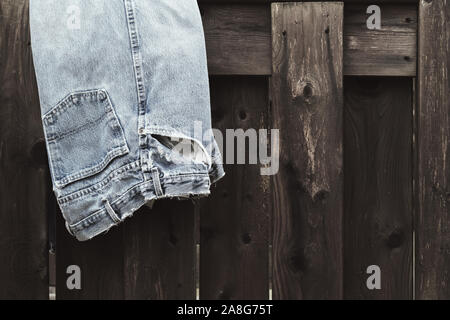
[0,0,49,299]
[56,201,196,300]
[202,4,417,76]
[344,77,413,299]
[271,2,344,299]
[344,5,417,76]
[200,76,270,299]
[124,201,196,300]
[56,210,125,299]
[202,5,271,75]
[416,0,450,300]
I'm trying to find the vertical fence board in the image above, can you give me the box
[56,212,125,299]
[271,2,344,299]
[0,0,49,299]
[200,76,270,299]
[344,77,413,299]
[416,0,450,300]
[124,201,196,300]
[56,202,196,300]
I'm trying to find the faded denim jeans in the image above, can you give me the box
[30,0,224,241]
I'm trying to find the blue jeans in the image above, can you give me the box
[30,0,224,241]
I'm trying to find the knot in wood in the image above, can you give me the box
[292,79,318,105]
[387,229,404,249]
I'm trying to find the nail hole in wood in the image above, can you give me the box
[387,230,404,249]
[239,110,247,120]
[242,233,252,244]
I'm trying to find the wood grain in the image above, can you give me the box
[202,5,271,75]
[416,0,450,300]
[56,210,125,300]
[199,76,270,299]
[0,0,49,299]
[202,4,417,76]
[124,201,196,300]
[271,2,344,299]
[344,4,417,76]
[344,77,413,299]
[56,201,196,299]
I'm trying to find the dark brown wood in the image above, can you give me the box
[56,210,125,300]
[344,4,417,76]
[271,2,344,299]
[0,0,49,299]
[202,5,271,75]
[124,201,196,300]
[56,201,196,299]
[200,76,271,299]
[202,4,417,76]
[344,77,413,299]
[416,0,450,300]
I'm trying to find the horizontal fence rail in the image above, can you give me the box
[203,4,417,76]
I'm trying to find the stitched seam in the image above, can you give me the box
[69,180,153,230]
[69,175,211,231]
[104,200,121,223]
[58,160,141,204]
[43,89,102,119]
[61,170,209,208]
[47,111,109,141]
[58,163,208,205]
[55,146,129,188]
[152,168,163,196]
[123,0,148,173]
[70,210,106,232]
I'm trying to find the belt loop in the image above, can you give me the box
[141,149,151,172]
[141,150,153,181]
[151,167,164,197]
[104,199,121,223]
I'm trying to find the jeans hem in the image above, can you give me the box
[68,172,211,241]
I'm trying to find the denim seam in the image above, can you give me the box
[46,111,109,141]
[43,89,104,120]
[58,166,209,206]
[69,173,210,233]
[151,167,164,196]
[123,0,148,181]
[55,145,130,188]
[58,159,142,204]
[104,200,121,223]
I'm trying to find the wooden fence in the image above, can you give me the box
[0,0,448,299]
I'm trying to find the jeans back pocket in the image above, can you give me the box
[43,89,129,188]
